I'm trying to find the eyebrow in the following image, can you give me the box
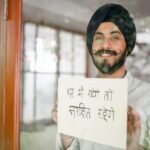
[95,30,121,35]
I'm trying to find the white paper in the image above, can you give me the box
[58,77,128,149]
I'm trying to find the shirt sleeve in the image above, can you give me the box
[56,133,64,150]
[141,116,150,149]
[67,138,80,150]
[139,110,150,148]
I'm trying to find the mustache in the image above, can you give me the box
[93,49,121,56]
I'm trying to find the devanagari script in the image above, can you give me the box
[58,77,128,149]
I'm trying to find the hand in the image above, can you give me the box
[51,103,58,123]
[51,103,74,149]
[127,106,141,150]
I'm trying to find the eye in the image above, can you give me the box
[94,37,104,44]
[113,36,119,39]
[111,34,120,40]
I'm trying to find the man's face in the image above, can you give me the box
[91,22,127,74]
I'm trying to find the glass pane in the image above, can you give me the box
[36,74,57,120]
[21,73,57,150]
[21,23,59,150]
[22,73,57,123]
[59,30,73,73]
[73,34,86,75]
[24,23,36,71]
[36,26,57,73]
[22,72,35,123]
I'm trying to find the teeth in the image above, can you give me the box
[101,53,112,57]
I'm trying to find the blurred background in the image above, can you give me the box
[20,0,150,150]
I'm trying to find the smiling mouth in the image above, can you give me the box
[93,50,120,57]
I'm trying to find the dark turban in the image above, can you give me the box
[86,3,136,56]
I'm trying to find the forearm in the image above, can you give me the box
[60,134,74,149]
[52,105,74,149]
[56,133,74,150]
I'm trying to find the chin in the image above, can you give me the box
[92,53,126,74]
[97,65,115,74]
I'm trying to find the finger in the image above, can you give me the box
[127,106,134,133]
[127,106,141,134]
[128,105,132,113]
[127,106,134,123]
[131,109,141,129]
[127,106,141,147]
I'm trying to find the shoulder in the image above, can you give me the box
[132,76,150,94]
[127,73,150,115]
[127,71,150,95]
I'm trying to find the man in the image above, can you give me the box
[53,3,150,150]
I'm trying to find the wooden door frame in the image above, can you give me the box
[0,0,22,150]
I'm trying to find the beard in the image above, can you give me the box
[91,49,126,74]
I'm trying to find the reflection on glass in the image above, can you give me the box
[21,23,58,150]
[59,30,73,73]
[22,73,57,123]
[23,72,35,123]
[73,34,86,74]
[24,23,36,71]
[36,26,57,73]
[36,74,57,120]
[21,22,87,150]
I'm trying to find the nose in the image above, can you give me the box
[102,38,111,50]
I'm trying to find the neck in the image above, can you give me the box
[98,65,126,78]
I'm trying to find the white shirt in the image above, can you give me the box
[56,72,150,150]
